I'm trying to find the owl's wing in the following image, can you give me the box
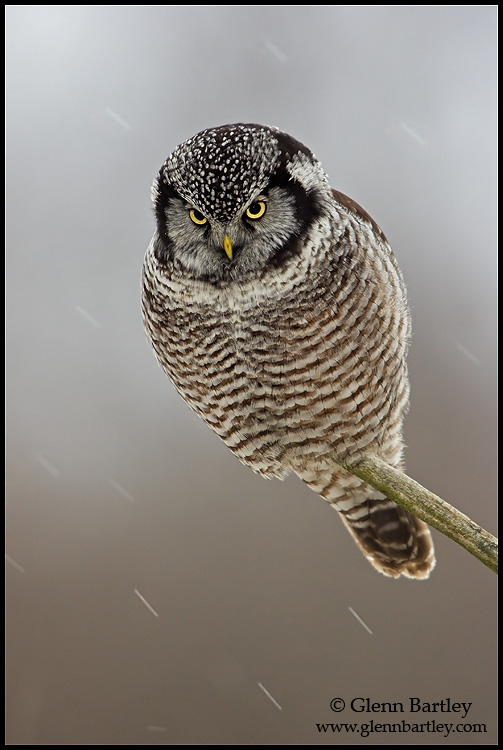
[331,188,388,244]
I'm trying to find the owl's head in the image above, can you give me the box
[151,123,333,282]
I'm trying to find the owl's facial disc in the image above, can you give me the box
[154,182,322,282]
[152,123,331,281]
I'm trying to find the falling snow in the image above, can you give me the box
[348,606,373,635]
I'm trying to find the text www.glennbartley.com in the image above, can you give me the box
[316,720,487,739]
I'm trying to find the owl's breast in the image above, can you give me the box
[143,243,409,478]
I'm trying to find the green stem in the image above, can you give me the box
[339,455,498,574]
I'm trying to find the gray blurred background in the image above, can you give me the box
[6,6,497,745]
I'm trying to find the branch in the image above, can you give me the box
[339,454,498,574]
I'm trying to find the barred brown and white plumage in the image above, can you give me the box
[142,123,435,579]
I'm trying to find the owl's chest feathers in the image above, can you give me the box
[145,229,408,472]
[162,263,365,412]
[172,275,314,372]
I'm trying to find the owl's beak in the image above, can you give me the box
[223,234,233,260]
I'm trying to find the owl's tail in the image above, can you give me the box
[300,470,435,579]
[338,497,435,579]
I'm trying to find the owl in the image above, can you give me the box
[142,123,435,579]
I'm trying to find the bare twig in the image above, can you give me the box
[340,454,497,574]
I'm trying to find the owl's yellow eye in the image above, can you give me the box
[245,200,267,220]
[189,209,208,226]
